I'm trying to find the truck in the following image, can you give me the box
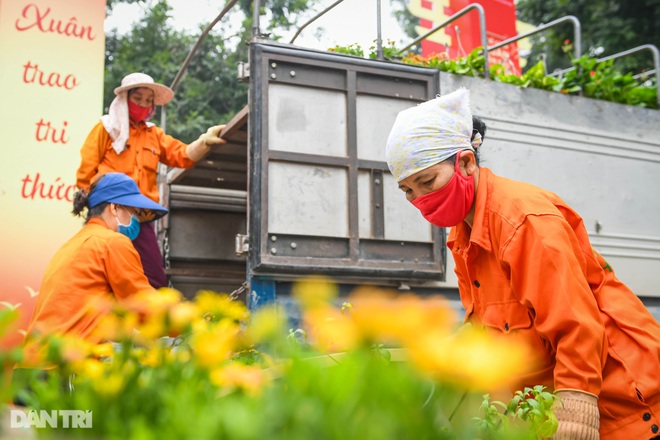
[160,28,660,322]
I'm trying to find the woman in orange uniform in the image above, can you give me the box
[76,72,226,289]
[386,88,660,440]
[27,172,166,343]
[14,173,166,405]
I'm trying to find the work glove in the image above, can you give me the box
[186,124,226,161]
[552,389,600,440]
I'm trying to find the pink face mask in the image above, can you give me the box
[411,151,475,228]
[128,100,152,123]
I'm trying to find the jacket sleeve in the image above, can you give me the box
[104,235,155,301]
[156,128,195,169]
[76,122,110,190]
[501,214,607,395]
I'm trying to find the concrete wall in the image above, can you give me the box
[436,74,660,306]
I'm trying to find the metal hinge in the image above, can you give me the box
[235,234,249,256]
[237,62,250,83]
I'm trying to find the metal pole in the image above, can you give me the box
[252,0,261,37]
[396,4,488,79]
[160,101,167,131]
[171,0,240,93]
[476,4,488,79]
[488,15,582,62]
[161,0,240,131]
[289,0,345,44]
[376,0,384,60]
[633,68,657,80]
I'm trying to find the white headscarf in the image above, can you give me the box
[385,88,482,182]
[101,92,130,155]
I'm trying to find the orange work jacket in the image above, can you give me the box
[26,218,154,345]
[448,167,660,439]
[76,121,194,203]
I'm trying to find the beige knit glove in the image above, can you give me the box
[185,124,226,161]
[552,389,600,440]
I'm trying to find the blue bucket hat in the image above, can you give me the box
[87,173,168,219]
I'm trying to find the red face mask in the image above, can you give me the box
[128,100,152,123]
[411,152,475,228]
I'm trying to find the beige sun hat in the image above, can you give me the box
[113,72,174,105]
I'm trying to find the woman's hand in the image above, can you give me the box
[199,125,226,147]
[186,124,227,161]
[552,389,600,440]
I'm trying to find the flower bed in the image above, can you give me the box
[328,42,658,109]
[2,279,559,439]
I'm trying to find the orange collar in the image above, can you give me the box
[87,217,112,229]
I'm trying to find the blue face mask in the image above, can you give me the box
[117,214,140,241]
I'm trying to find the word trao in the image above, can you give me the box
[10,409,92,429]
[23,61,80,90]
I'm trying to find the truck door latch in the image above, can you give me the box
[237,62,250,83]
[235,234,249,256]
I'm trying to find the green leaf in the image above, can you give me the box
[537,415,560,438]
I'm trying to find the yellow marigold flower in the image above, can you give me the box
[93,372,124,397]
[71,358,105,380]
[210,364,265,396]
[124,289,183,316]
[91,342,115,359]
[136,314,167,341]
[191,320,240,367]
[292,276,338,310]
[195,291,249,323]
[408,326,531,392]
[93,311,139,341]
[191,317,212,334]
[168,302,201,335]
[303,305,360,353]
[246,305,287,344]
[156,288,184,310]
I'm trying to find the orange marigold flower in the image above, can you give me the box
[408,325,532,392]
[348,288,456,346]
[210,364,266,396]
[303,305,360,353]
